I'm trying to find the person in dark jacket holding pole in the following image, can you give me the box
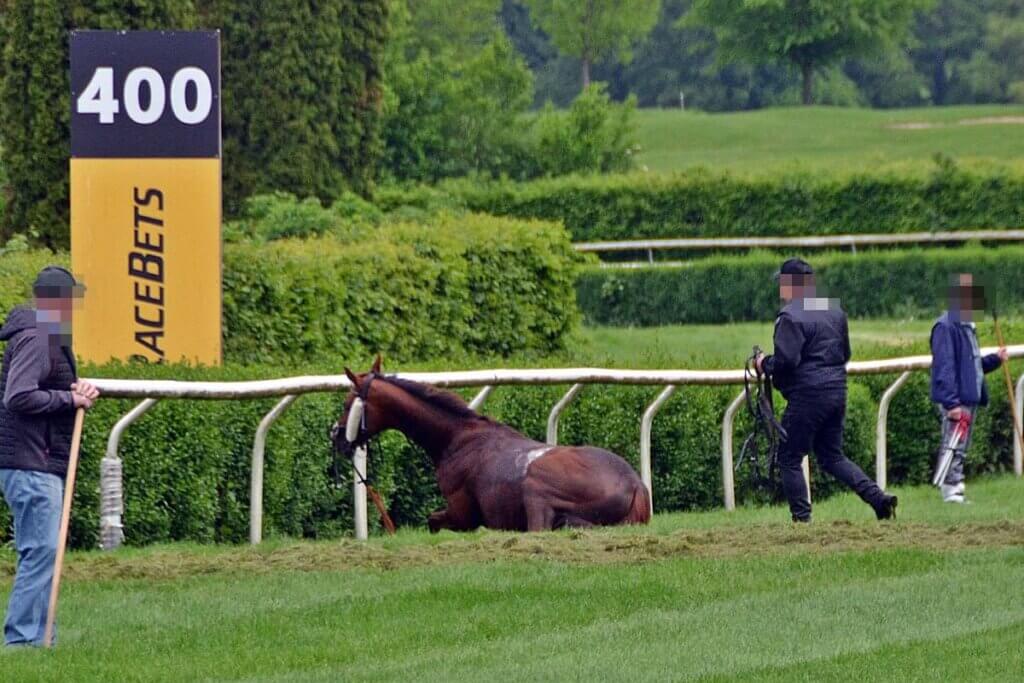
[0,266,98,647]
[930,273,1007,504]
[756,259,897,523]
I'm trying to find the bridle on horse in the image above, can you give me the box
[334,373,396,534]
[736,345,788,491]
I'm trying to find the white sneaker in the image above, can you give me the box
[941,484,965,503]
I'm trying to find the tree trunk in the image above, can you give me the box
[581,57,591,92]
[933,55,947,105]
[801,63,813,105]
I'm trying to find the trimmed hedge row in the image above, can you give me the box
[387,163,1024,242]
[0,358,1018,549]
[1,213,581,364]
[577,245,1024,326]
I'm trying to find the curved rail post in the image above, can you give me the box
[1015,372,1024,477]
[101,398,158,550]
[875,371,912,490]
[639,385,676,515]
[353,447,368,540]
[720,390,745,511]
[547,384,584,445]
[250,395,298,545]
[469,385,493,411]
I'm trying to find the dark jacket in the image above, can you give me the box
[763,298,851,398]
[930,312,1001,409]
[0,306,77,476]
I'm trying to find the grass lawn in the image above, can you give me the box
[634,104,1024,174]
[574,315,1024,369]
[3,476,1023,681]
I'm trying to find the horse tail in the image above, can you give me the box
[623,483,651,525]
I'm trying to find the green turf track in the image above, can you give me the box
[3,476,1024,681]
[633,104,1024,174]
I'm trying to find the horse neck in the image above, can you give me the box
[373,384,465,461]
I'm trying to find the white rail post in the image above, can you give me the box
[639,385,676,516]
[353,446,368,540]
[469,385,493,411]
[101,398,158,550]
[875,371,912,490]
[802,457,811,503]
[547,384,584,445]
[1015,373,1024,477]
[720,390,745,511]
[250,395,297,545]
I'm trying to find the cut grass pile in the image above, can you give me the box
[2,476,1023,681]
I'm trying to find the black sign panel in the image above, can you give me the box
[70,30,220,158]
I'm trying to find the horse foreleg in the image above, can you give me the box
[427,492,479,533]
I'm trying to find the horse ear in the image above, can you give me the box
[371,354,382,374]
[344,367,360,389]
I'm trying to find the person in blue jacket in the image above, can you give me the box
[930,273,1007,503]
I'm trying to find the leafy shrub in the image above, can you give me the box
[223,213,580,363]
[224,192,383,243]
[418,160,1024,242]
[577,245,1024,326]
[530,84,639,177]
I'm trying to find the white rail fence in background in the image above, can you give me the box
[575,229,1024,266]
[87,344,1024,549]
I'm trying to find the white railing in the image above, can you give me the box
[575,229,1024,264]
[86,344,1024,548]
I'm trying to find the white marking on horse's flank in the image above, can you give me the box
[525,447,553,465]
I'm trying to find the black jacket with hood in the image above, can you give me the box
[0,306,77,476]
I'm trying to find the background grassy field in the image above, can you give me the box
[634,104,1024,173]
[2,476,1022,682]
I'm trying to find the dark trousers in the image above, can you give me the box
[778,390,886,521]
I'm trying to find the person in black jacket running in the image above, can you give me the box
[755,259,897,523]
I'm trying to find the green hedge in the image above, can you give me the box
[399,162,1024,242]
[1,357,1018,549]
[1,212,581,363]
[577,245,1024,326]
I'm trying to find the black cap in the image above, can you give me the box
[773,258,814,281]
[33,266,83,298]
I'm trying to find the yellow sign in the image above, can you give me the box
[70,30,222,365]
[71,159,222,364]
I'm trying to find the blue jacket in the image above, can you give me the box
[930,312,1001,409]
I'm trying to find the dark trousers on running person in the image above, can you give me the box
[778,389,887,521]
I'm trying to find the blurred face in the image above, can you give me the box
[949,273,985,321]
[779,274,814,301]
[34,286,82,345]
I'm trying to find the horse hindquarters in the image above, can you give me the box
[523,447,649,530]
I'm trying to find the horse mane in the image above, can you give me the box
[380,375,481,420]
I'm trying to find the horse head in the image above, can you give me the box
[330,354,383,456]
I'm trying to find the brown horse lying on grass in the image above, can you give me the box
[330,358,650,532]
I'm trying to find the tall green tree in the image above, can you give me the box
[204,1,388,213]
[687,0,926,105]
[0,0,193,248]
[911,0,987,104]
[523,0,661,92]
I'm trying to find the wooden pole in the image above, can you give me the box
[993,314,1024,460]
[43,407,85,648]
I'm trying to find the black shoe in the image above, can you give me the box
[792,515,811,523]
[875,494,898,521]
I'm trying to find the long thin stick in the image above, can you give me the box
[367,486,396,535]
[993,314,1024,459]
[43,407,85,648]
